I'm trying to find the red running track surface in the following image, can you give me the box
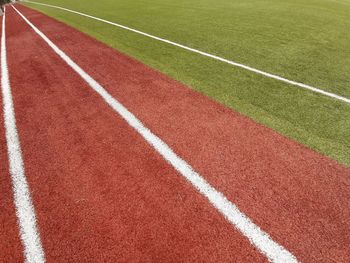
[1,4,350,262]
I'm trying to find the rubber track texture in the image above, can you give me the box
[2,5,350,263]
[0,20,25,262]
[2,6,268,263]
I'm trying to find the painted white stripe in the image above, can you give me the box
[22,0,350,104]
[1,7,45,263]
[13,5,298,262]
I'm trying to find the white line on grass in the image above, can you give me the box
[23,0,350,104]
[1,7,45,263]
[13,5,298,262]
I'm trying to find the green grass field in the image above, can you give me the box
[24,0,350,166]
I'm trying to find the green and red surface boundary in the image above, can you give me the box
[1,4,349,262]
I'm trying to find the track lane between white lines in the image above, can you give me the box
[23,0,350,104]
[12,5,298,263]
[1,7,45,263]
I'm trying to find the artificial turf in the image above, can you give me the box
[23,0,350,166]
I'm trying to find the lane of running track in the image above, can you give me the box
[1,6,269,262]
[2,4,350,262]
[0,18,25,262]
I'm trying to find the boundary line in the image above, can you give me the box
[13,5,298,262]
[23,0,350,104]
[1,7,45,263]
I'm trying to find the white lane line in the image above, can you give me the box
[1,7,45,263]
[23,0,350,104]
[13,5,298,263]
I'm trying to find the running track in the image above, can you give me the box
[1,4,349,262]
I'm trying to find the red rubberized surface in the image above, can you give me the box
[2,4,350,262]
[0,17,24,260]
[2,6,266,263]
